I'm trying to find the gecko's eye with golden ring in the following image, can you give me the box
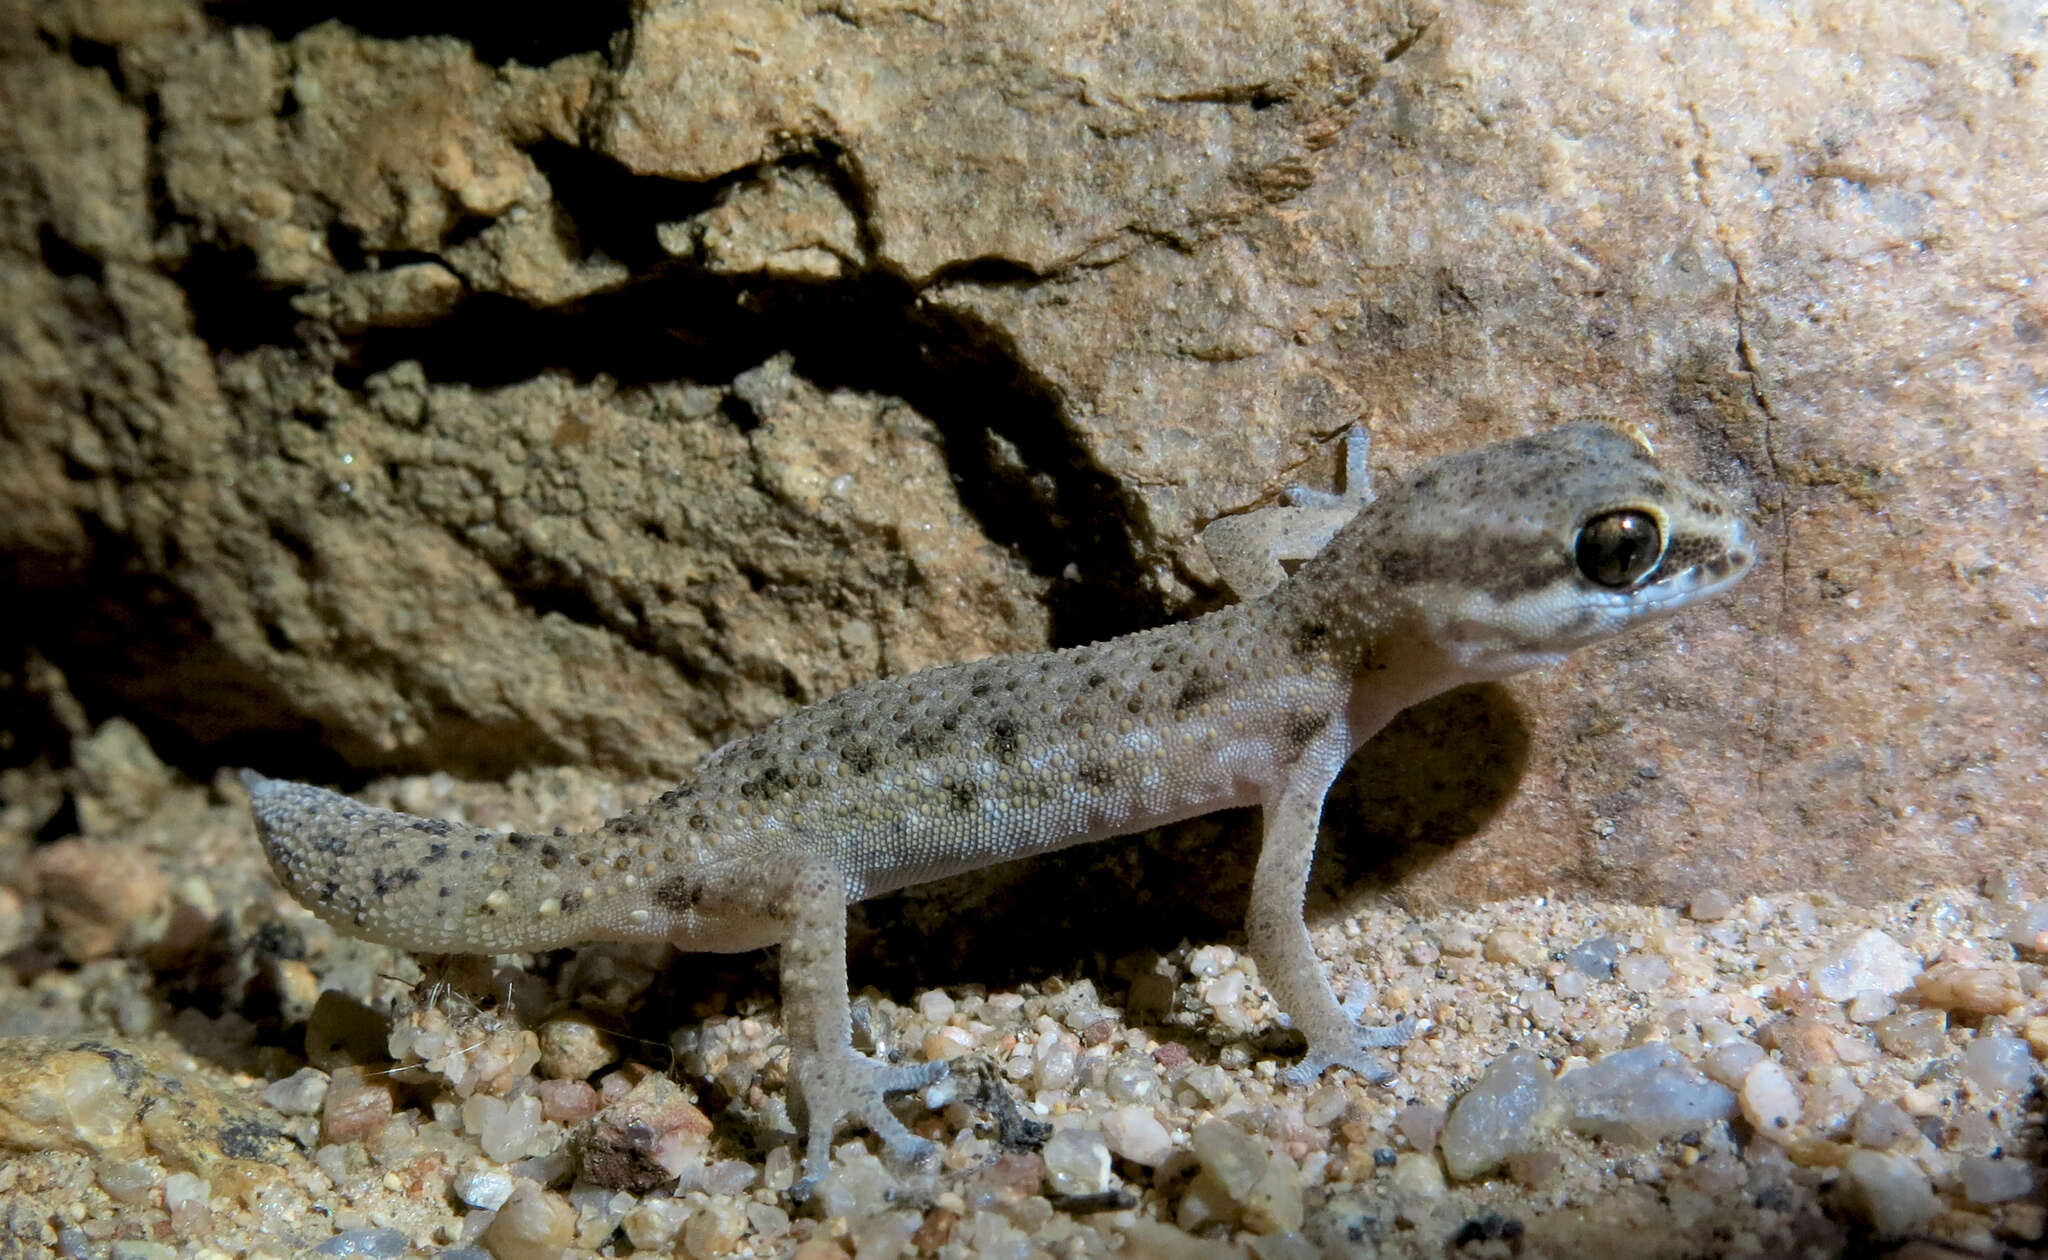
[1576,510,1662,588]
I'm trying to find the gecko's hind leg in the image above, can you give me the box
[771,857,948,1196]
[1200,424,1376,600]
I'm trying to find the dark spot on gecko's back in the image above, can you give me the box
[1176,671,1224,711]
[988,718,1020,758]
[370,867,422,896]
[896,724,944,756]
[1076,758,1118,789]
[424,842,448,863]
[745,764,796,800]
[1282,712,1327,754]
[654,876,698,911]
[1376,548,1426,586]
[408,818,453,837]
[843,744,878,776]
[1291,621,1331,657]
[945,780,977,811]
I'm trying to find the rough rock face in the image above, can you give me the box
[3,0,2044,910]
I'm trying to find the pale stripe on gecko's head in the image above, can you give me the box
[1295,420,1755,683]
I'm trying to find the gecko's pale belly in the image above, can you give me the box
[839,730,1280,900]
[632,608,1347,905]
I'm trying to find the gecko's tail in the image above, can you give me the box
[241,771,592,954]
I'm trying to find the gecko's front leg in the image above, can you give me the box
[1245,725,1415,1085]
[763,856,948,1192]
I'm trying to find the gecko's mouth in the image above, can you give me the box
[1633,528,1755,612]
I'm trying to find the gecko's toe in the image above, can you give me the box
[1355,1014,1419,1049]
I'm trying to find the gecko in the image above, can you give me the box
[244,420,1754,1187]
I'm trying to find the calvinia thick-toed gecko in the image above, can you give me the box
[246,421,1754,1186]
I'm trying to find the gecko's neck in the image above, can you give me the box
[1254,547,1456,753]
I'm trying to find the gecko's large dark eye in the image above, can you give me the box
[1576,510,1662,588]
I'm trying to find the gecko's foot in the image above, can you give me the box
[792,1051,949,1194]
[1278,1013,1420,1087]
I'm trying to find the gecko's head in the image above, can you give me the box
[1315,421,1755,682]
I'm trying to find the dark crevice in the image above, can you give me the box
[526,142,733,270]
[500,572,615,639]
[56,35,128,93]
[201,0,631,67]
[38,225,104,281]
[717,391,762,435]
[1383,16,1435,63]
[323,223,368,273]
[922,256,1048,289]
[175,242,308,357]
[31,793,81,846]
[0,643,70,777]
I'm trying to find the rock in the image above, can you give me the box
[1041,1127,1112,1197]
[311,1229,408,1257]
[1102,1106,1173,1167]
[480,1182,577,1260]
[1483,928,1544,966]
[0,1037,300,1196]
[21,839,169,962]
[461,1092,553,1162]
[320,1066,395,1146]
[575,1073,711,1192]
[1958,1155,2034,1204]
[1810,929,1921,1001]
[1960,1034,2035,1094]
[453,1165,516,1211]
[1737,1060,1801,1143]
[1387,1151,1446,1206]
[260,1067,330,1117]
[1441,1050,1567,1180]
[1839,1150,1937,1238]
[537,1017,616,1081]
[1915,962,2026,1016]
[1559,1045,1737,1144]
[535,1078,601,1125]
[1688,890,1735,921]
[1188,1118,1267,1200]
